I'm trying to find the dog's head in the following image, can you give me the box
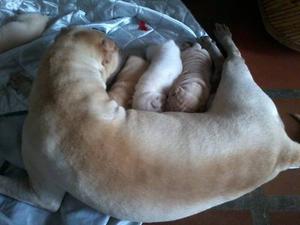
[54,27,121,81]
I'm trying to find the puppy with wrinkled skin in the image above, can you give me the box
[0,13,49,53]
[132,40,182,112]
[166,43,212,112]
[0,25,300,223]
[108,56,148,108]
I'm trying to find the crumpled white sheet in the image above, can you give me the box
[0,0,206,224]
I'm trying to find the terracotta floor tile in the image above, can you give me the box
[183,0,300,89]
[148,210,252,225]
[263,169,300,195]
[230,24,300,89]
[270,212,300,225]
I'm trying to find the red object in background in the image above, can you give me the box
[138,20,148,31]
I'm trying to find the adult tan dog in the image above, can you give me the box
[0,25,299,223]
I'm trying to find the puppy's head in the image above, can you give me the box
[55,27,121,81]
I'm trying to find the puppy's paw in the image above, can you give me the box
[166,82,207,112]
[149,94,165,112]
[133,92,165,112]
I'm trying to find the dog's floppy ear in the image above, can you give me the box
[100,38,117,66]
[102,38,116,51]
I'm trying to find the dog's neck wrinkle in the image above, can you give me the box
[53,42,106,71]
[71,55,104,77]
[49,47,107,84]
[39,50,108,107]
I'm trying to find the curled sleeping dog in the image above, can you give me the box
[0,25,300,223]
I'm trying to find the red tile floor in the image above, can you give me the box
[148,1,300,225]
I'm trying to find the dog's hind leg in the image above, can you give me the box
[0,174,65,211]
[210,24,300,169]
[213,24,242,58]
[198,36,224,88]
[209,24,278,116]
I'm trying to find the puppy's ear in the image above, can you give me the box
[100,39,115,66]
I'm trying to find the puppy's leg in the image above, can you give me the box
[0,174,65,211]
[108,56,148,108]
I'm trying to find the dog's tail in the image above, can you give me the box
[291,113,300,122]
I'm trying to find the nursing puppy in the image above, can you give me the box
[108,56,148,108]
[132,40,182,112]
[0,13,49,53]
[0,25,299,223]
[166,43,212,112]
